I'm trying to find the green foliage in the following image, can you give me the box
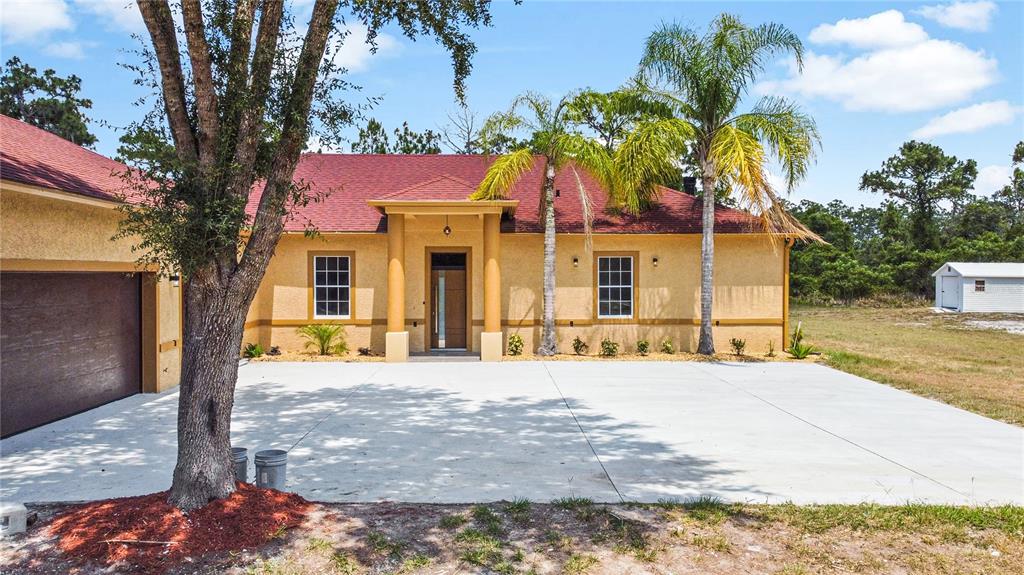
[787,323,815,359]
[660,339,675,354]
[349,118,442,154]
[571,336,589,355]
[0,57,96,146]
[599,338,619,357]
[242,342,265,358]
[636,339,650,356]
[297,324,347,356]
[766,340,776,358]
[507,333,524,356]
[729,338,745,356]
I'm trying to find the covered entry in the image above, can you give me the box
[0,272,142,436]
[428,251,469,350]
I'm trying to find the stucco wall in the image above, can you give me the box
[246,219,787,355]
[1,185,182,391]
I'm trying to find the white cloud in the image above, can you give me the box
[976,164,1010,195]
[74,0,144,34]
[808,10,928,49]
[0,0,72,43]
[43,40,88,59]
[328,23,400,73]
[911,100,1021,138]
[916,1,997,32]
[759,9,998,113]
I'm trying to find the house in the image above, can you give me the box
[932,262,1024,313]
[0,115,183,437]
[1,112,790,431]
[243,154,792,362]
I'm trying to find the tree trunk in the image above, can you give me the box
[167,265,253,511]
[697,160,717,355]
[537,160,558,356]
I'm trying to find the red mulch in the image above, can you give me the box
[48,483,310,573]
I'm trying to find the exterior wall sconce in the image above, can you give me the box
[652,256,659,267]
[572,256,579,267]
[170,274,181,287]
[443,215,452,236]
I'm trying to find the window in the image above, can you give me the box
[313,255,351,318]
[597,256,634,318]
[975,280,985,292]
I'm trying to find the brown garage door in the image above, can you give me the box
[1,272,141,437]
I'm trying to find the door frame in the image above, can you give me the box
[424,246,473,352]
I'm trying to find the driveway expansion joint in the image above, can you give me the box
[286,365,382,453]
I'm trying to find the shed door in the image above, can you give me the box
[1,272,141,437]
[940,276,959,309]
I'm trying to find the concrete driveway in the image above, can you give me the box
[1,361,1021,505]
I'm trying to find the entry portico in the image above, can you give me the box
[367,198,519,362]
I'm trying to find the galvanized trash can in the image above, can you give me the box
[254,449,287,490]
[231,447,248,483]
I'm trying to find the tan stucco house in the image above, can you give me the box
[1,114,790,434]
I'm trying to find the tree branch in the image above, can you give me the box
[180,0,219,172]
[136,0,198,166]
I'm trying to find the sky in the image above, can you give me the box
[1,0,1021,207]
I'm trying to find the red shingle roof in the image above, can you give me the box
[255,153,760,234]
[0,114,138,202]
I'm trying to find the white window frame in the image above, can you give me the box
[596,255,634,319]
[975,279,986,292]
[313,255,351,319]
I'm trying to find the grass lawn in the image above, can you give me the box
[792,306,1024,426]
[4,499,1022,574]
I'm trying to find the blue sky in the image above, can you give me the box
[1,0,1021,207]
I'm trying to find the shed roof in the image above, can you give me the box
[932,262,1024,278]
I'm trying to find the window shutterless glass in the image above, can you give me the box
[596,256,633,318]
[313,255,350,318]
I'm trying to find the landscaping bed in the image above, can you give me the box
[3,497,1021,574]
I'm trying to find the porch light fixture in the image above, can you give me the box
[170,273,181,287]
[443,215,452,236]
[652,256,659,267]
[572,256,579,267]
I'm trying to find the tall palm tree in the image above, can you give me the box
[474,92,688,355]
[635,15,821,354]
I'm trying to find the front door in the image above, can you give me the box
[430,252,467,349]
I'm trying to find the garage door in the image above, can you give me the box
[1,272,141,437]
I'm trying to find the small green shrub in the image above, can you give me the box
[729,338,746,356]
[297,324,347,355]
[789,340,816,359]
[242,342,264,358]
[789,321,806,349]
[571,336,588,355]
[636,339,650,356]
[660,338,675,354]
[766,340,776,358]
[599,338,619,357]
[507,333,524,356]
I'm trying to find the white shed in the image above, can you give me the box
[932,262,1024,313]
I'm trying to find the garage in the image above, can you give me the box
[1,272,142,437]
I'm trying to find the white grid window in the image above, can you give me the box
[597,256,633,318]
[313,255,350,318]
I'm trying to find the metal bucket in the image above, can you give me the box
[231,447,248,483]
[254,449,288,490]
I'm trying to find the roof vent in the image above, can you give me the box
[682,177,697,194]
[555,188,560,197]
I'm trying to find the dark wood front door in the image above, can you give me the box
[429,253,468,349]
[1,272,141,437]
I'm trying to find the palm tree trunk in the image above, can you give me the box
[697,161,716,355]
[537,160,558,355]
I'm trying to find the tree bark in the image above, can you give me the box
[537,159,558,356]
[697,156,716,355]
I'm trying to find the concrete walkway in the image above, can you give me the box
[1,361,1021,505]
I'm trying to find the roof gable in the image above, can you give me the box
[933,262,1024,278]
[378,174,476,201]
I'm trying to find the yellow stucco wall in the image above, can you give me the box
[246,215,787,355]
[1,184,182,391]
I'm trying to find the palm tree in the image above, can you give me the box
[635,15,821,355]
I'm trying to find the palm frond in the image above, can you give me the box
[613,117,696,214]
[732,96,819,191]
[471,147,536,201]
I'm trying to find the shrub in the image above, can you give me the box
[297,324,348,355]
[789,340,816,359]
[729,338,746,356]
[599,338,619,357]
[242,342,264,358]
[507,333,524,356]
[636,339,650,356]
[571,336,588,355]
[765,340,776,358]
[789,321,806,349]
[267,345,281,356]
[357,346,372,356]
[660,339,675,354]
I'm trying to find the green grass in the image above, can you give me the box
[505,497,532,523]
[439,513,469,529]
[562,553,599,574]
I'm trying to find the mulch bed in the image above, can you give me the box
[47,483,310,573]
